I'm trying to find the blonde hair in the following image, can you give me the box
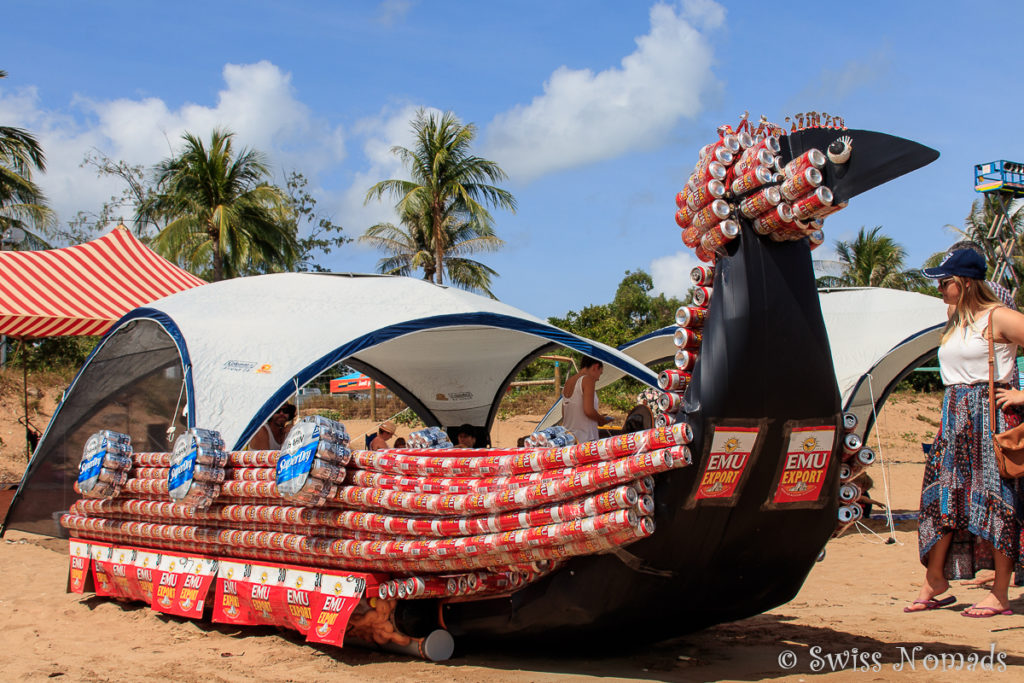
[941,276,1002,342]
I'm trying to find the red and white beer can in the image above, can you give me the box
[694,244,715,263]
[675,305,708,328]
[658,391,685,412]
[675,205,695,229]
[842,412,858,432]
[752,203,794,234]
[674,349,697,371]
[700,219,740,254]
[808,229,825,249]
[751,134,781,156]
[654,413,677,428]
[839,483,860,503]
[681,224,703,248]
[730,165,773,196]
[693,286,712,308]
[842,432,863,455]
[857,447,876,466]
[691,199,731,233]
[693,157,728,186]
[686,179,727,211]
[658,369,692,391]
[780,167,823,201]
[791,186,833,220]
[689,265,714,286]
[783,148,826,178]
[732,147,775,178]
[673,328,703,350]
[738,185,782,219]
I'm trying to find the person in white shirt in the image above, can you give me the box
[908,249,1024,617]
[561,356,613,444]
[248,403,296,450]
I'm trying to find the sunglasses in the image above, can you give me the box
[938,278,954,289]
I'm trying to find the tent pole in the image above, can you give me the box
[23,357,29,460]
[15,339,30,461]
[371,380,377,422]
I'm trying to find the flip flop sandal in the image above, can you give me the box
[903,595,956,612]
[961,604,1013,618]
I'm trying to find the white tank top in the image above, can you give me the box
[939,309,1017,385]
[258,424,283,450]
[562,375,599,443]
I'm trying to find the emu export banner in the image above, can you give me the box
[212,561,368,646]
[150,552,218,618]
[68,539,96,594]
[770,426,836,505]
[306,572,368,647]
[693,426,760,503]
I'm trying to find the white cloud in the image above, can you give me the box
[482,0,724,182]
[0,61,345,236]
[377,0,416,25]
[650,250,701,298]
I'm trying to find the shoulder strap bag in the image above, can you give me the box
[987,312,1024,479]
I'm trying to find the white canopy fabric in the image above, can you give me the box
[537,287,948,431]
[89,273,659,449]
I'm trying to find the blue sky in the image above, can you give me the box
[3,0,1021,319]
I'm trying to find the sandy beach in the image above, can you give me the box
[2,393,1023,681]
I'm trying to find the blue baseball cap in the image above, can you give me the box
[922,248,986,280]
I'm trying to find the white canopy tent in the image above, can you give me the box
[103,273,660,446]
[5,273,661,535]
[538,287,948,432]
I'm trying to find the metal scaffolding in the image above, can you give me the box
[974,160,1024,299]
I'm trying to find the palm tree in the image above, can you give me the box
[952,195,1024,257]
[1,70,55,240]
[360,196,505,297]
[143,128,297,281]
[817,226,926,290]
[364,109,516,286]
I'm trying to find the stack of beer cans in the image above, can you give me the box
[77,430,133,499]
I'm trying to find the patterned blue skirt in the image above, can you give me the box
[918,383,1024,581]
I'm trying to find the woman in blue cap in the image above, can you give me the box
[907,249,1024,617]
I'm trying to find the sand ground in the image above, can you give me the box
[3,392,1023,681]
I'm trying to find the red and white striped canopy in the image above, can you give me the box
[0,225,206,339]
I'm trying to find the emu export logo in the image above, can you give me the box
[695,427,759,501]
[771,426,836,504]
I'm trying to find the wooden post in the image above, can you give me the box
[553,361,561,399]
[370,380,377,422]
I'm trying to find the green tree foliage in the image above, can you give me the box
[550,270,687,348]
[936,196,1024,307]
[0,70,55,239]
[61,150,159,243]
[142,128,298,281]
[360,194,504,298]
[4,336,98,372]
[364,109,515,287]
[283,171,351,273]
[543,270,686,412]
[817,226,926,290]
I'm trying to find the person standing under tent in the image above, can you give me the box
[248,403,296,450]
[907,250,1024,617]
[561,356,613,444]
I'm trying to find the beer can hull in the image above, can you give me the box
[689,265,714,286]
[675,306,708,328]
[780,167,823,202]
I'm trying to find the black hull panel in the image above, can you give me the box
[440,221,841,645]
